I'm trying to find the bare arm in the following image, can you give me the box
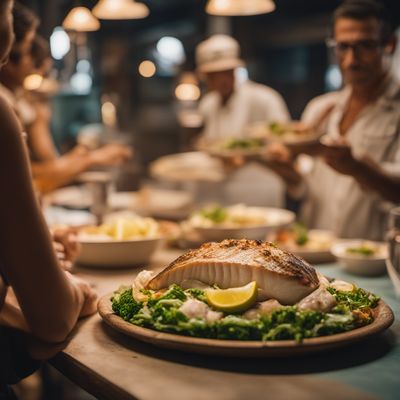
[27,101,59,161]
[0,97,96,343]
[31,144,132,193]
[322,143,400,203]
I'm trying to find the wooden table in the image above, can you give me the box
[50,248,400,400]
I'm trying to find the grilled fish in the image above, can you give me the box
[147,239,319,304]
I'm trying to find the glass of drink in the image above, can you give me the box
[386,207,400,297]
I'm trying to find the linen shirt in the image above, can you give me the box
[199,80,290,141]
[300,74,400,240]
[198,80,290,207]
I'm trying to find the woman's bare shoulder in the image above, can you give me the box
[0,94,23,144]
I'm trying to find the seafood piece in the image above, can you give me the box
[147,239,320,305]
[179,299,223,323]
[244,299,283,320]
[297,286,337,312]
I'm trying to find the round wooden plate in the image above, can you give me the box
[98,294,394,357]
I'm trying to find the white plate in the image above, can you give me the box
[198,138,267,159]
[248,121,322,146]
[331,240,388,276]
[150,152,226,183]
[189,207,295,241]
[77,236,162,268]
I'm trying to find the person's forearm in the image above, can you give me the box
[352,158,400,203]
[31,153,92,192]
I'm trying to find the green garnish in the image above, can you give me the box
[292,223,309,246]
[199,206,228,223]
[222,138,264,150]
[269,122,287,136]
[346,246,375,256]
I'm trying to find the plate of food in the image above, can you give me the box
[150,152,226,183]
[199,137,267,159]
[98,239,394,357]
[331,240,388,276]
[184,204,295,241]
[249,121,321,146]
[269,224,335,264]
[77,215,164,268]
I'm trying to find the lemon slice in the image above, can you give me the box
[205,281,258,313]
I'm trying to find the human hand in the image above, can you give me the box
[51,227,80,271]
[66,272,98,317]
[89,144,132,167]
[258,143,303,187]
[320,137,360,176]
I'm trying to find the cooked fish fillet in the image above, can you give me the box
[147,239,319,304]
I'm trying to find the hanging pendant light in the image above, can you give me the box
[206,0,275,16]
[62,6,100,32]
[92,0,149,20]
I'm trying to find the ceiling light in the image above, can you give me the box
[92,0,149,20]
[206,0,275,16]
[138,60,156,78]
[62,6,100,32]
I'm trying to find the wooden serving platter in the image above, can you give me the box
[98,294,394,358]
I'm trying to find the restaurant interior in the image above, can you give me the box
[1,0,400,399]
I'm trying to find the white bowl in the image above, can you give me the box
[331,240,388,276]
[190,207,295,241]
[77,236,162,268]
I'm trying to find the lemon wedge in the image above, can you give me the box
[205,281,258,313]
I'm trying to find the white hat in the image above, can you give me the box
[196,34,245,74]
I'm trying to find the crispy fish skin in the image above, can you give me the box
[147,239,319,305]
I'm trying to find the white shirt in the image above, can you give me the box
[199,80,290,140]
[300,74,400,240]
[198,80,291,207]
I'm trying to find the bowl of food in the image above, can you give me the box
[185,204,295,241]
[269,224,335,264]
[77,216,163,268]
[331,240,388,276]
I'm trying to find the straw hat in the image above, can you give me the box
[196,34,245,73]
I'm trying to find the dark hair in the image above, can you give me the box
[31,35,50,69]
[8,2,39,63]
[333,0,393,42]
[12,2,39,44]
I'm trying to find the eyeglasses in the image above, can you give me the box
[326,38,382,57]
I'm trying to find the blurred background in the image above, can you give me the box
[18,0,400,187]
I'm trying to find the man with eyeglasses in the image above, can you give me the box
[261,0,399,240]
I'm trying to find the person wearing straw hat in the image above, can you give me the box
[196,34,290,142]
[194,34,290,207]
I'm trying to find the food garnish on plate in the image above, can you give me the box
[249,121,320,145]
[111,239,381,341]
[345,242,382,257]
[79,216,161,241]
[188,204,268,228]
[271,224,334,251]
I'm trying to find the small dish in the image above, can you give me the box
[77,216,163,268]
[77,236,162,268]
[331,240,388,276]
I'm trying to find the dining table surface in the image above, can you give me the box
[50,246,400,400]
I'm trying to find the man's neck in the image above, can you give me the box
[351,72,387,103]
